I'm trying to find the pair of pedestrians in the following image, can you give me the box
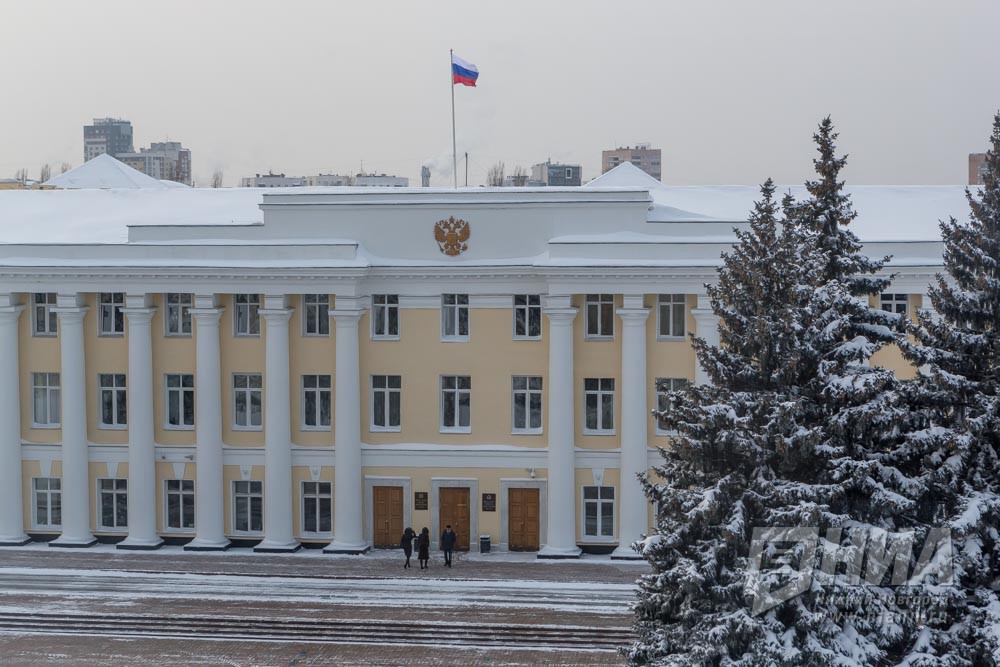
[400,526,458,569]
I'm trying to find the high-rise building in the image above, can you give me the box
[241,173,307,188]
[969,153,988,185]
[117,142,192,186]
[529,160,581,187]
[83,118,134,163]
[602,144,661,181]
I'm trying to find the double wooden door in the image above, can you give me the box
[508,488,540,551]
[373,486,404,548]
[439,487,470,551]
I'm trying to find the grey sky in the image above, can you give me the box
[1,0,997,187]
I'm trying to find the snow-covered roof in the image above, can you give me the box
[158,179,191,189]
[42,154,172,190]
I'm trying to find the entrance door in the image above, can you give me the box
[508,488,540,551]
[373,486,404,548]
[439,487,470,551]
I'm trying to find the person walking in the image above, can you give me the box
[400,527,415,569]
[440,524,457,568]
[417,527,431,570]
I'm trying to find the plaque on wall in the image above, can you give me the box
[482,493,497,512]
[414,491,428,510]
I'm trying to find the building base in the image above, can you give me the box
[537,545,582,560]
[49,538,98,549]
[324,541,370,555]
[183,539,231,552]
[117,539,165,551]
[253,540,302,554]
[610,545,643,560]
[0,536,32,547]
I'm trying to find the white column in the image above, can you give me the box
[692,294,720,386]
[538,296,581,559]
[118,295,162,550]
[185,296,229,551]
[50,295,96,547]
[613,295,649,560]
[0,295,28,546]
[325,298,367,554]
[255,295,299,552]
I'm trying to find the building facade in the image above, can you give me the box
[83,118,135,164]
[603,144,662,181]
[118,142,193,186]
[969,152,987,185]
[530,161,582,187]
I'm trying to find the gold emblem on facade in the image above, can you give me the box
[434,216,471,256]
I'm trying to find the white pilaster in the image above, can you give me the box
[118,295,162,550]
[325,298,368,554]
[50,294,96,548]
[185,296,230,551]
[613,296,649,559]
[692,294,720,386]
[0,295,28,546]
[538,295,581,559]
[255,295,299,553]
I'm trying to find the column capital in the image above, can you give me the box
[122,307,156,325]
[189,307,223,322]
[259,307,294,325]
[616,307,650,324]
[51,305,88,323]
[0,304,24,323]
[543,307,578,324]
[331,308,365,325]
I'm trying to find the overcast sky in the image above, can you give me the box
[1,1,998,187]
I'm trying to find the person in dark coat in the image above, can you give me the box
[400,527,415,569]
[440,524,457,567]
[417,527,431,569]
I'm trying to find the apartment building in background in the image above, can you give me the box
[118,142,193,186]
[83,118,134,163]
[602,144,661,181]
[969,153,988,185]
[529,160,582,186]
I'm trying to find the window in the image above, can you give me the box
[372,294,399,338]
[302,374,332,429]
[513,295,541,339]
[585,294,614,338]
[33,477,61,528]
[164,293,192,336]
[584,378,615,433]
[233,373,263,429]
[440,375,471,431]
[512,376,542,433]
[441,294,469,340]
[566,168,573,178]
[32,293,57,336]
[583,486,615,538]
[881,293,908,316]
[233,480,263,533]
[303,294,330,336]
[234,294,260,336]
[32,372,60,427]
[99,373,127,428]
[99,292,125,336]
[302,481,332,534]
[655,378,690,434]
[658,294,686,338]
[165,479,195,530]
[98,478,128,529]
[371,374,401,431]
[165,374,194,428]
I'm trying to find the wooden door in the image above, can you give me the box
[508,488,540,551]
[439,487,470,551]
[373,486,404,548]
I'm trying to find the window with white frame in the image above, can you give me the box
[32,293,57,336]
[371,294,399,338]
[33,477,61,528]
[165,479,195,530]
[585,294,614,338]
[584,378,615,433]
[441,375,471,431]
[32,372,60,427]
[233,294,260,336]
[658,294,686,338]
[99,292,125,336]
[881,293,908,316]
[164,293,193,336]
[98,478,128,529]
[441,294,469,339]
[302,294,330,336]
[233,373,263,429]
[371,374,401,431]
[583,485,614,537]
[302,481,332,534]
[512,376,542,433]
[513,295,542,339]
[98,373,127,428]
[655,378,690,434]
[302,374,332,429]
[233,480,263,533]
[165,374,194,428]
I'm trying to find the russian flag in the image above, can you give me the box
[451,53,479,87]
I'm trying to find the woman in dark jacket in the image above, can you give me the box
[417,527,431,570]
[400,527,415,569]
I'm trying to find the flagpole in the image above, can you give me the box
[450,49,457,189]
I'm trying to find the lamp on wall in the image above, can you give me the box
[528,468,536,479]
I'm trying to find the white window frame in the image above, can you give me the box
[583,378,615,435]
[582,485,616,540]
[585,294,615,340]
[232,372,263,431]
[31,371,60,428]
[301,480,333,536]
[512,294,542,340]
[301,374,332,431]
[97,478,128,530]
[371,294,400,339]
[164,479,195,532]
[880,293,909,316]
[657,294,687,340]
[655,377,690,436]
[98,373,127,430]
[440,375,471,433]
[98,292,125,337]
[565,167,573,179]
[441,294,469,341]
[370,374,402,432]
[302,294,330,337]
[233,294,260,337]
[32,292,57,337]
[511,375,543,435]
[164,293,193,337]
[232,480,263,535]
[32,477,61,529]
[164,373,195,430]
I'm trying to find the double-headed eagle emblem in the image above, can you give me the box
[433,216,471,256]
